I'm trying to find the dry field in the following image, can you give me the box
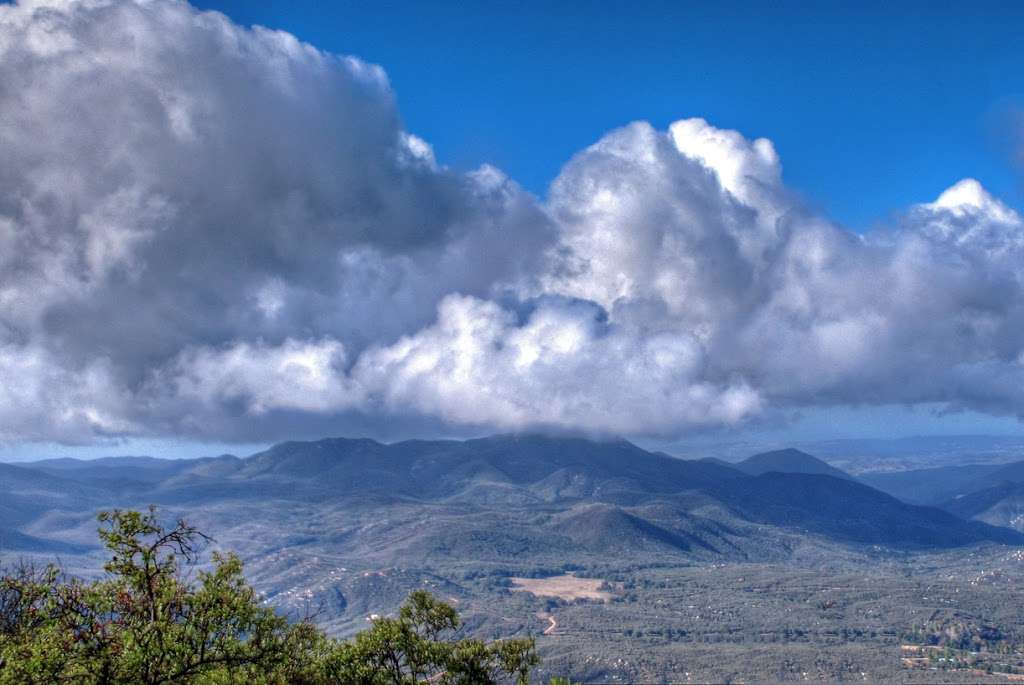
[509,573,614,601]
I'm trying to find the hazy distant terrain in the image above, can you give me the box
[4,435,1024,681]
[668,435,1024,475]
[800,436,1024,475]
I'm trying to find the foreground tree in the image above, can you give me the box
[0,508,537,684]
[316,590,538,684]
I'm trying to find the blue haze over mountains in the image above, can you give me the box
[6,435,1024,556]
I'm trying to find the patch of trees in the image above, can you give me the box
[0,508,538,684]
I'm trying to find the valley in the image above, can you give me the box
[5,434,1024,682]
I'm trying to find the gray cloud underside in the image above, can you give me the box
[2,0,1024,444]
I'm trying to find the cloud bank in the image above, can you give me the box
[2,0,1024,445]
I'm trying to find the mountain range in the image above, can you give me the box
[6,431,1024,681]
[4,435,1022,559]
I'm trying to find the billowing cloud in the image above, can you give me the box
[0,0,554,442]
[352,295,761,434]
[2,0,1024,445]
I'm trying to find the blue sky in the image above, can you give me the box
[194,0,1024,229]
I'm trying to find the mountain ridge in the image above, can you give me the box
[5,434,1022,554]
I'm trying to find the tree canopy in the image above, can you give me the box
[0,508,538,684]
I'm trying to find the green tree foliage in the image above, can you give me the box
[316,589,538,684]
[0,508,537,684]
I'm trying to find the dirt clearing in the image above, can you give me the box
[509,573,613,601]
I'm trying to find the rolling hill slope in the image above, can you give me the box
[942,482,1024,532]
[860,463,1005,505]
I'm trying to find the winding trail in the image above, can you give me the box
[537,611,557,636]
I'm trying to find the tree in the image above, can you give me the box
[0,508,537,684]
[315,590,537,684]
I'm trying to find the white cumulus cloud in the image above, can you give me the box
[2,0,1024,446]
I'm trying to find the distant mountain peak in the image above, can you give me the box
[736,448,853,480]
